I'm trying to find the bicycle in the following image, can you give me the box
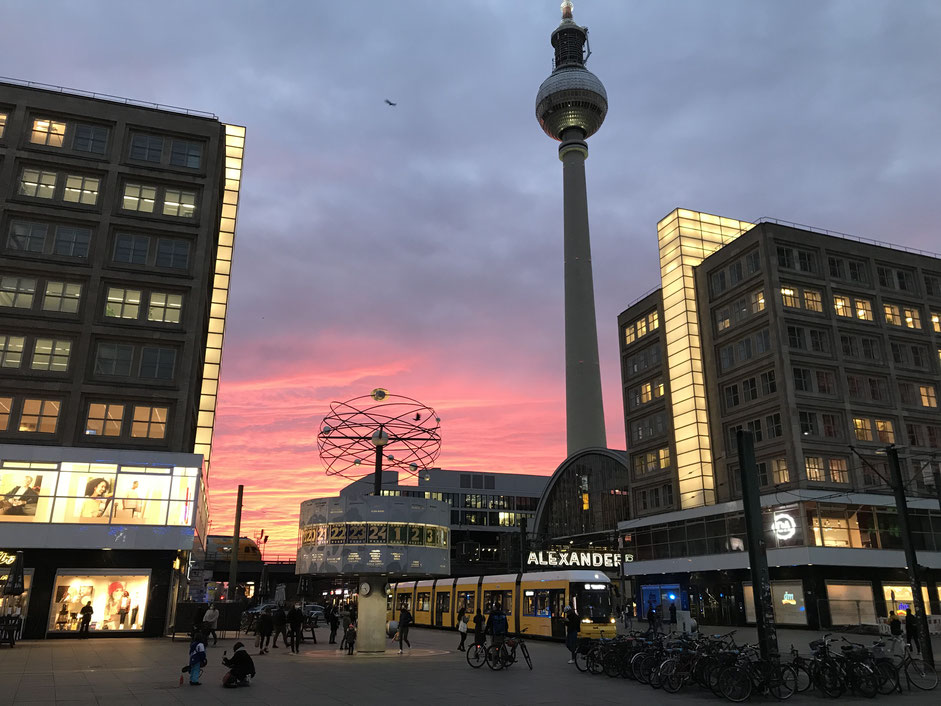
[486,630,532,671]
[881,635,938,691]
[466,637,488,669]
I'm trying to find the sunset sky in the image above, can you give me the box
[6,1,941,555]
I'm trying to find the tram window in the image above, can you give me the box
[573,583,612,620]
[523,589,551,617]
[456,590,475,612]
[483,590,513,614]
[417,592,430,611]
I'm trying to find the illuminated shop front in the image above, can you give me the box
[0,444,206,639]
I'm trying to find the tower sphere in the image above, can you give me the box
[535,66,608,141]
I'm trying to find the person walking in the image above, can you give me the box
[346,621,357,655]
[287,603,304,654]
[473,608,486,647]
[187,631,208,686]
[79,601,93,638]
[564,600,580,664]
[905,609,921,654]
[456,604,469,651]
[201,603,220,646]
[888,610,902,636]
[646,603,658,635]
[272,604,288,649]
[397,603,413,654]
[339,606,352,651]
[485,602,508,650]
[257,607,273,654]
[328,606,340,644]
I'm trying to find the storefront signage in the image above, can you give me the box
[0,551,16,566]
[772,513,797,541]
[525,550,633,568]
[300,522,449,549]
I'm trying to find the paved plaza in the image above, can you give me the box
[0,626,938,705]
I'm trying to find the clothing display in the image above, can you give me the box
[47,573,149,633]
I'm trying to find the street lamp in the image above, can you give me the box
[371,427,389,496]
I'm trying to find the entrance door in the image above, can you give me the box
[435,592,450,627]
[549,589,567,638]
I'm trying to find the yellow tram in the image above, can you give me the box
[388,570,618,640]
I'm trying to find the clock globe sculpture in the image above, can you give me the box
[536,0,609,455]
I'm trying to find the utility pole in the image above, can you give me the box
[518,516,529,573]
[228,484,244,602]
[886,446,934,668]
[737,430,778,661]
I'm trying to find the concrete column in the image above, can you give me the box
[560,129,607,455]
[356,577,389,653]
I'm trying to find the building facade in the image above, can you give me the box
[0,79,244,637]
[617,209,941,629]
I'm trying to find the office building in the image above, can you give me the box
[0,78,244,637]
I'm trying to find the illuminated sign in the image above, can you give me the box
[0,551,16,566]
[773,514,797,541]
[781,592,797,606]
[526,550,633,569]
[301,523,449,549]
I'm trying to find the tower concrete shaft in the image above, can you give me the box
[561,132,606,454]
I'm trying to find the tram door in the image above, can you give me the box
[435,592,450,627]
[550,589,567,638]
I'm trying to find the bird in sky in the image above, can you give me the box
[384,99,397,106]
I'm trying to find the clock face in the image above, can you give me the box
[359,582,371,596]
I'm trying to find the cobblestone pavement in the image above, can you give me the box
[0,626,937,705]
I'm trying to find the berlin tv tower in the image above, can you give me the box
[536,1,608,455]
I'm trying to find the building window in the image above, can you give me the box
[921,385,938,408]
[53,225,91,258]
[30,118,66,146]
[760,370,776,395]
[787,326,804,349]
[855,299,873,321]
[624,310,659,345]
[809,330,828,353]
[804,289,822,312]
[73,124,108,154]
[122,184,157,213]
[18,169,57,199]
[147,292,183,324]
[750,290,765,313]
[0,397,10,430]
[139,346,176,380]
[815,371,836,395]
[162,189,196,218]
[0,112,6,138]
[805,457,824,482]
[30,338,71,372]
[829,458,849,483]
[781,287,800,308]
[63,175,99,205]
[8,221,47,253]
[875,419,895,444]
[772,459,790,484]
[129,134,164,162]
[113,233,150,264]
[0,335,25,368]
[884,304,901,326]
[155,238,190,269]
[0,276,36,308]
[19,399,60,433]
[716,307,731,332]
[169,139,203,168]
[724,384,739,409]
[902,307,921,330]
[131,405,168,439]
[765,413,782,438]
[853,417,873,441]
[95,343,134,376]
[741,377,757,401]
[85,403,124,436]
[41,282,82,313]
[799,411,817,436]
[931,312,940,333]
[822,413,840,438]
[793,368,810,392]
[834,295,850,317]
[104,287,141,319]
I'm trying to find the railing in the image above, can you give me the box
[623,284,662,312]
[0,75,218,119]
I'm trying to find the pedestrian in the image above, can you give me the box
[187,631,208,686]
[905,609,920,654]
[222,641,256,688]
[271,604,287,649]
[257,607,273,654]
[287,603,304,654]
[398,603,413,654]
[888,610,902,636]
[669,602,677,629]
[339,606,352,650]
[564,600,579,664]
[456,604,469,651]
[646,603,658,635]
[485,601,508,649]
[79,601,93,638]
[473,608,486,647]
[346,621,357,655]
[328,607,340,644]
[201,603,220,646]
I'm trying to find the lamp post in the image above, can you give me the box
[371,427,389,496]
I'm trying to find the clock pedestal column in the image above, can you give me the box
[356,576,390,652]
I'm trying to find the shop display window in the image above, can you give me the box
[0,464,57,522]
[0,568,33,638]
[825,581,877,625]
[882,585,933,616]
[743,581,808,625]
[48,572,149,633]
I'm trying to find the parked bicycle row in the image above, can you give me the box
[571,629,937,702]
[464,630,534,672]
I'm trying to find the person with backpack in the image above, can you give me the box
[485,601,508,648]
[456,604,469,651]
[185,631,208,686]
[397,603,413,654]
[564,600,580,664]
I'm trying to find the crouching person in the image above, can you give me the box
[222,641,256,688]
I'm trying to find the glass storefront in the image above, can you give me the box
[742,581,808,625]
[825,581,877,625]
[0,460,198,526]
[48,571,150,633]
[882,585,933,616]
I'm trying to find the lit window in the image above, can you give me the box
[169,139,203,168]
[875,419,895,444]
[833,295,851,317]
[73,124,108,154]
[30,338,71,372]
[122,184,157,212]
[781,287,800,308]
[920,385,938,408]
[649,310,659,331]
[162,188,196,218]
[19,398,60,433]
[772,459,790,484]
[804,289,822,312]
[129,133,164,162]
[0,112,7,138]
[0,276,36,308]
[104,287,141,319]
[855,299,873,321]
[30,118,66,146]
[0,397,11,430]
[53,226,91,258]
[884,304,901,326]
[932,312,941,333]
[805,457,824,482]
[148,292,183,323]
[8,221,47,253]
[716,308,731,331]
[131,405,168,439]
[42,281,82,313]
[155,238,190,269]
[853,417,873,442]
[63,175,99,205]
[624,325,636,345]
[85,403,124,436]
[139,346,176,380]
[659,447,671,468]
[95,343,134,376]
[113,233,150,264]
[750,290,765,313]
[18,169,57,199]
[902,307,921,330]
[0,335,25,368]
[829,459,849,484]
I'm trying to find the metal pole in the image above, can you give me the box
[886,446,934,667]
[736,430,778,661]
[228,484,244,602]
[373,443,383,496]
[519,516,528,572]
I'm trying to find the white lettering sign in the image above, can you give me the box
[525,550,634,568]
